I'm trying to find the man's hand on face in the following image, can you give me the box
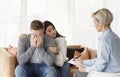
[30,35,37,47]
[36,35,43,47]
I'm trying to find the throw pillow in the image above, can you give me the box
[74,47,90,60]
[7,45,17,57]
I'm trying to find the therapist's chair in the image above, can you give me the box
[87,71,120,77]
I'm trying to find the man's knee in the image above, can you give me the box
[45,66,57,77]
[15,65,25,72]
[15,65,26,77]
[46,66,56,73]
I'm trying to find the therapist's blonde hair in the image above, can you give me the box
[92,8,113,26]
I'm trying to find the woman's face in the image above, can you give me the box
[94,20,102,32]
[45,25,56,38]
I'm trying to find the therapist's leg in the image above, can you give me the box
[73,70,88,77]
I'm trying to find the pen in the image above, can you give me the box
[74,54,82,59]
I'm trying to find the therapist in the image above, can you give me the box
[73,8,120,77]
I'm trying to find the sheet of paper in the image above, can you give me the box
[67,58,83,66]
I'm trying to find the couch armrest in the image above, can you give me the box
[88,48,97,59]
[0,48,16,77]
[67,45,81,49]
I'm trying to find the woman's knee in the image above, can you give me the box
[62,62,70,71]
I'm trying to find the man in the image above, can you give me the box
[15,20,57,77]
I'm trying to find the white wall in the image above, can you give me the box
[47,0,72,45]
[0,0,20,47]
[0,0,120,49]
[48,0,120,49]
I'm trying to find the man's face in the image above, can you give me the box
[31,29,44,37]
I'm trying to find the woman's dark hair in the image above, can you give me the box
[43,20,64,38]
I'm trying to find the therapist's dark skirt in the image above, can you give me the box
[73,70,88,77]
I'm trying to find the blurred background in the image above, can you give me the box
[0,0,120,49]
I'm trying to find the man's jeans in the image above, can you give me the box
[15,63,57,77]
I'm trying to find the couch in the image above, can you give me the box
[0,45,97,77]
[0,48,17,77]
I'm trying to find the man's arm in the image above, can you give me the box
[17,35,35,64]
[36,47,56,65]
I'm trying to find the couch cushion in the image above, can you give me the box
[67,48,84,60]
[88,48,97,59]
[67,48,76,60]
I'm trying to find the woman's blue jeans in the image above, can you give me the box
[55,62,71,77]
[15,63,57,77]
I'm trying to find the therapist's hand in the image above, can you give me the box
[78,66,86,72]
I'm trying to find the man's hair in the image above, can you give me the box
[30,20,43,30]
[92,8,113,26]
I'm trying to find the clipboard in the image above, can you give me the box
[67,58,83,66]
